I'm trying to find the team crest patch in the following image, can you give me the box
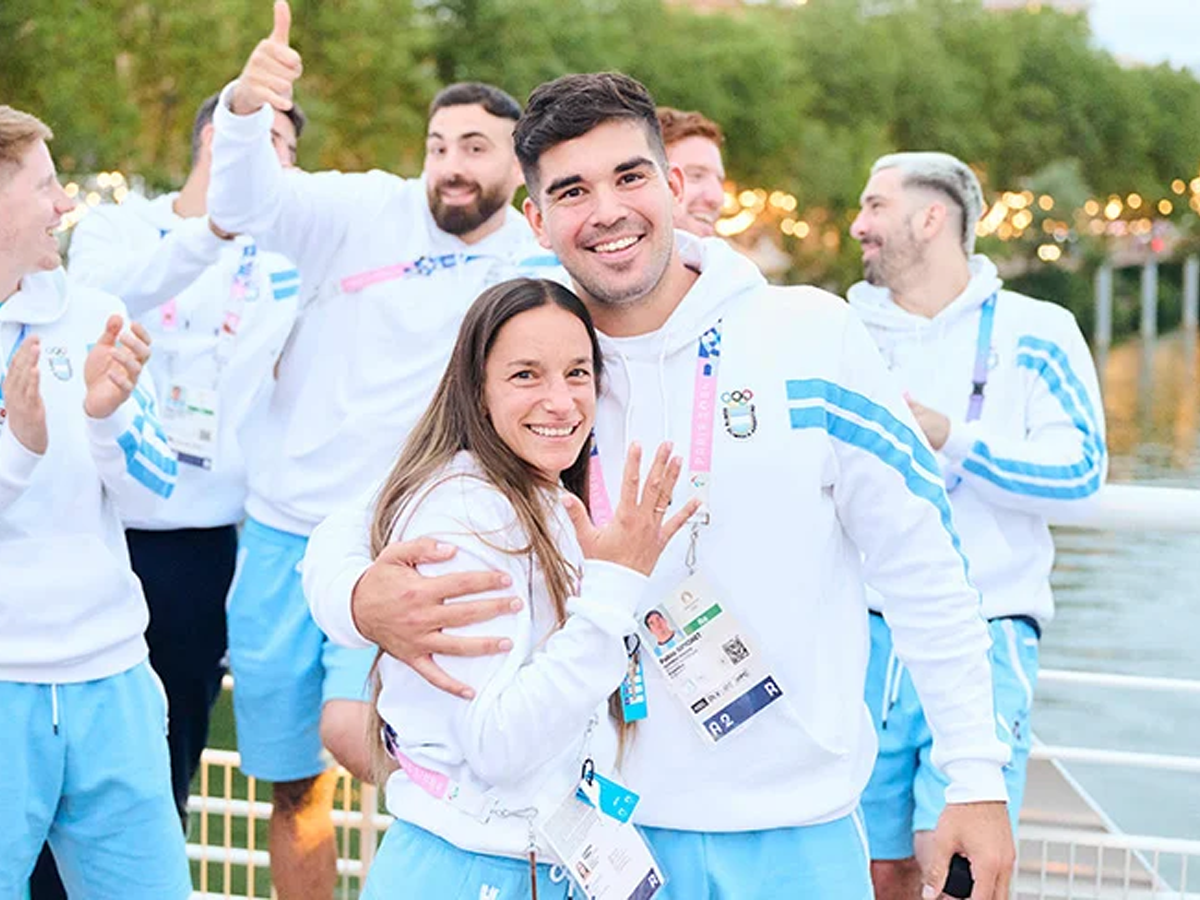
[46,347,73,381]
[721,388,756,439]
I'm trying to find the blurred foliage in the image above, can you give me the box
[4,0,1199,331]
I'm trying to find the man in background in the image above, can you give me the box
[848,151,1106,899]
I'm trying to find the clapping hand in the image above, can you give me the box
[4,337,48,454]
[84,315,152,420]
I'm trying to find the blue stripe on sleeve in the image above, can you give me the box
[786,379,969,572]
[1019,336,1102,431]
[116,413,178,498]
[786,379,942,484]
[962,336,1104,499]
[272,285,300,300]
[131,383,155,415]
[270,269,300,284]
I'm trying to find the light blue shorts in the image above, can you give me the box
[642,813,873,900]
[0,662,192,899]
[226,517,377,782]
[860,613,1039,860]
[361,820,573,900]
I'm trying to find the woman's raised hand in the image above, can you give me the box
[564,442,702,576]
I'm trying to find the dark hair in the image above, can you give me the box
[657,107,724,148]
[514,72,667,197]
[644,610,666,627]
[191,93,307,163]
[429,82,522,122]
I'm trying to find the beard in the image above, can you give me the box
[427,177,510,236]
[861,225,924,290]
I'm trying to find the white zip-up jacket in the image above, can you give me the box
[68,193,300,529]
[207,88,563,536]
[0,269,178,682]
[305,234,1010,832]
[849,257,1107,624]
[364,453,639,859]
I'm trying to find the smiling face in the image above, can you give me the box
[850,167,929,288]
[667,135,725,237]
[424,103,523,242]
[0,139,75,293]
[483,303,597,481]
[523,119,682,312]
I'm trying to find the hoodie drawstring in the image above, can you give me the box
[879,648,904,730]
[51,683,60,735]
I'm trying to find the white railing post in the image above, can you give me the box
[1184,254,1199,334]
[1094,263,1113,349]
[1141,257,1158,340]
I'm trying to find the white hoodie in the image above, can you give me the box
[207,89,564,536]
[368,453,641,859]
[68,193,299,529]
[306,234,1010,833]
[0,270,178,683]
[848,256,1107,624]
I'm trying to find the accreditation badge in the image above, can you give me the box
[539,768,664,900]
[161,383,220,470]
[639,573,784,744]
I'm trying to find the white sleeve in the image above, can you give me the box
[943,312,1107,516]
[303,492,377,650]
[0,427,43,510]
[87,345,178,519]
[68,206,226,319]
[399,487,642,788]
[827,311,1010,803]
[435,553,640,789]
[207,82,395,289]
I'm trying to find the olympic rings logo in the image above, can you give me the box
[721,388,754,406]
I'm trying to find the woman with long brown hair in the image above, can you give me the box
[360,278,697,899]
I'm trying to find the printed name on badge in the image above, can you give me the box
[640,572,784,744]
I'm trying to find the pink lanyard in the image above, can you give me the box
[588,323,722,527]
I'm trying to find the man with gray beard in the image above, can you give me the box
[848,152,1105,900]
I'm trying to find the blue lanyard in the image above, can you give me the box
[0,324,30,406]
[945,295,996,493]
[965,294,997,423]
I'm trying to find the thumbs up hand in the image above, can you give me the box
[230,0,304,116]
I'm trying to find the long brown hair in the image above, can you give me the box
[366,278,621,781]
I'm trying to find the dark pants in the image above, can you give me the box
[30,524,237,899]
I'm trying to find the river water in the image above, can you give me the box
[1039,329,1200,840]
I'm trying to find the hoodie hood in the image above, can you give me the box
[847,254,1002,336]
[1,268,70,326]
[597,231,767,362]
